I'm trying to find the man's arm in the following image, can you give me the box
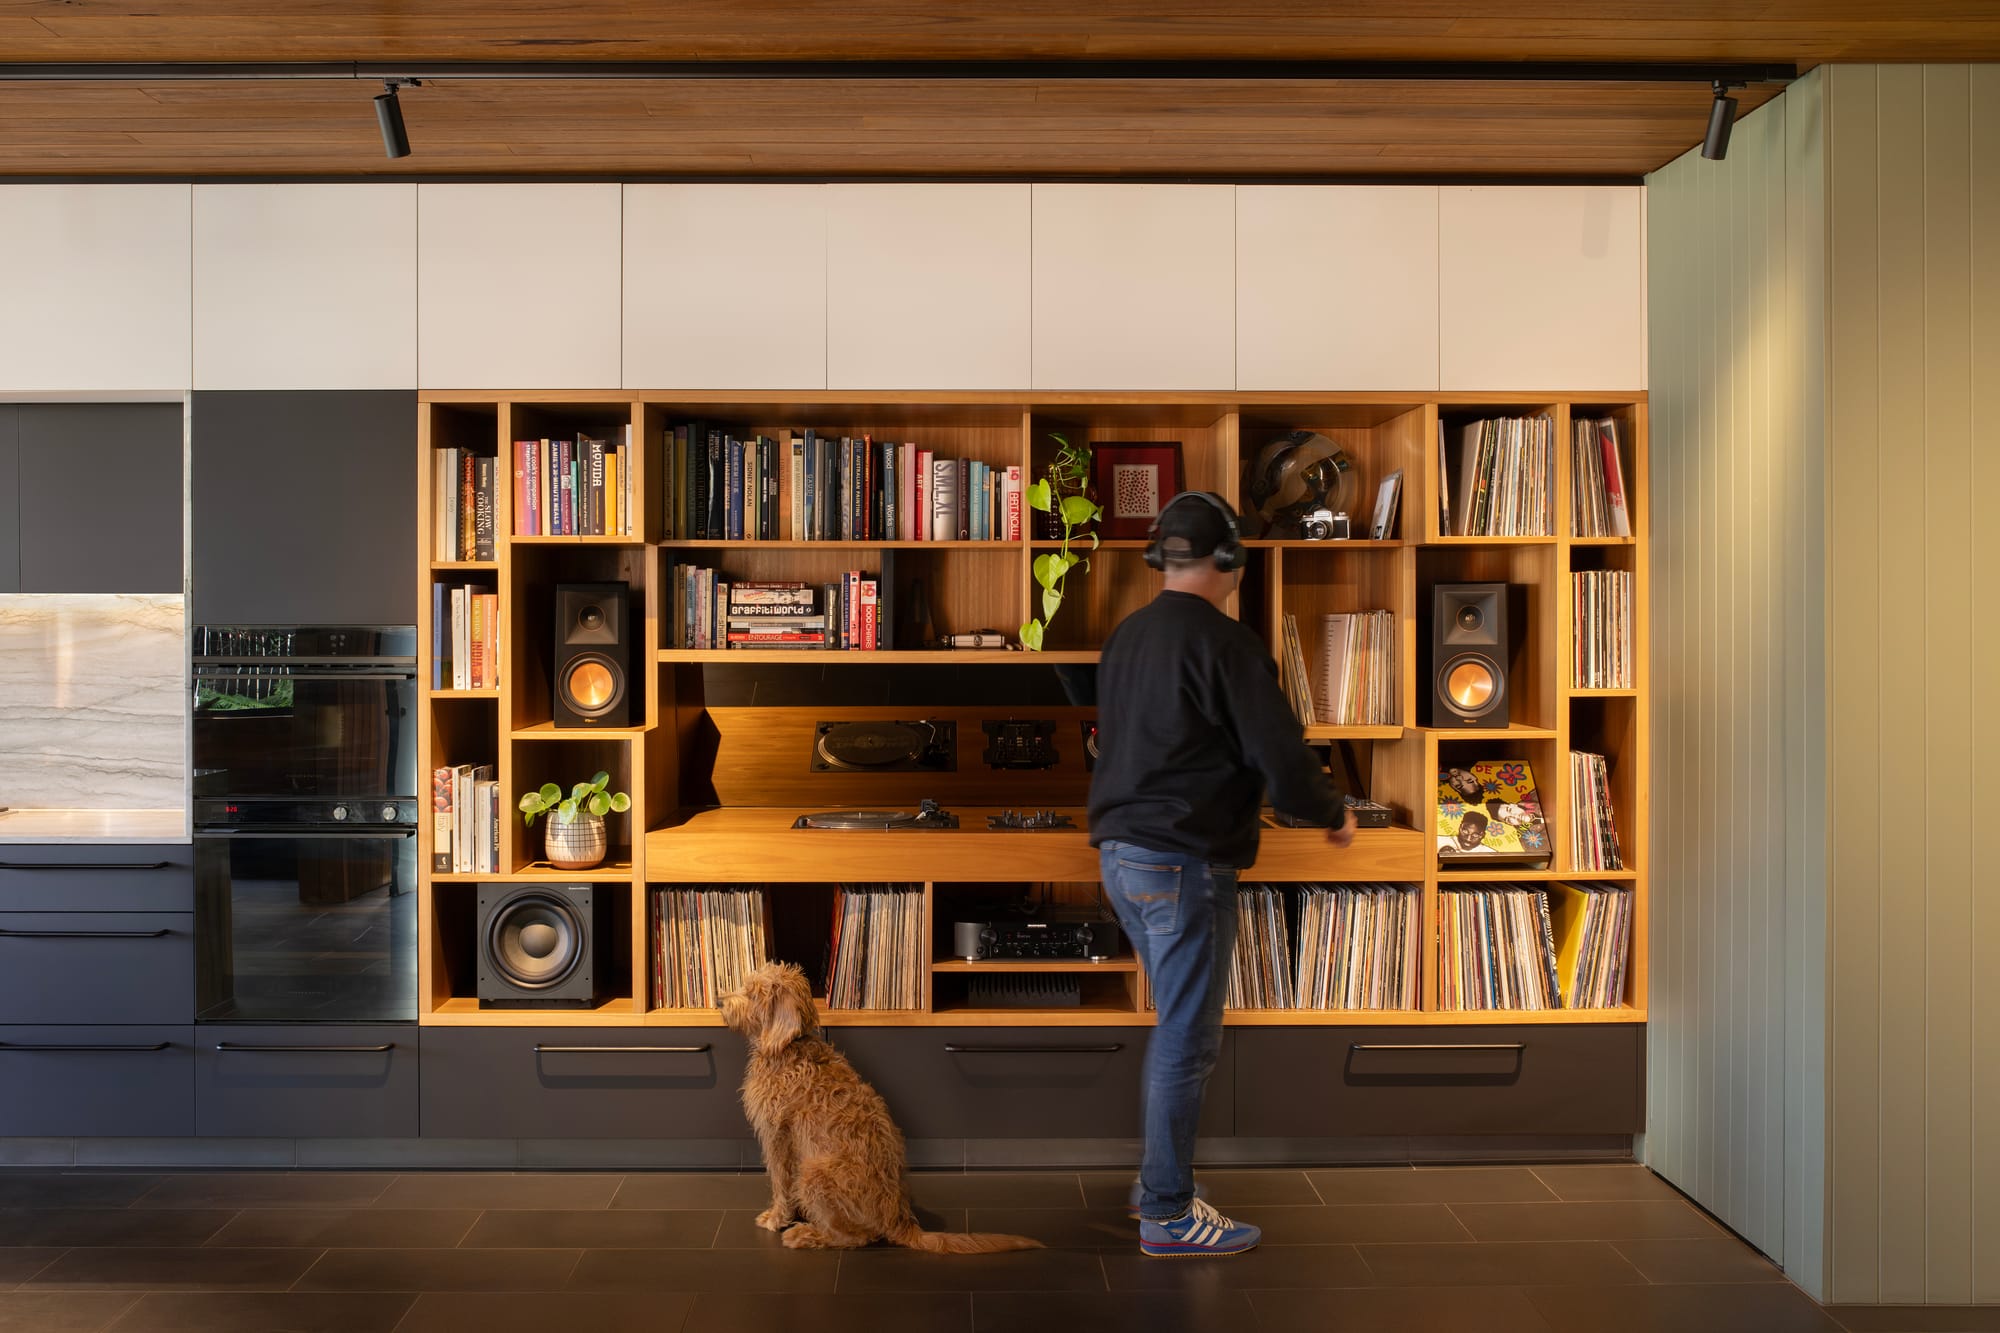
[1219,634,1349,829]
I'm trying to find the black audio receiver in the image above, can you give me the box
[952,917,1123,962]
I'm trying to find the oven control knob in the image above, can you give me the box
[332,805,348,822]
[381,805,398,823]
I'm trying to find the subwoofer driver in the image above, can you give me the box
[477,884,605,1008]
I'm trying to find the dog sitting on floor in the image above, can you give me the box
[721,961,1041,1253]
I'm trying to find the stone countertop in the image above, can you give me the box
[0,809,189,844]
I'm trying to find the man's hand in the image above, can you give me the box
[1325,806,1356,850]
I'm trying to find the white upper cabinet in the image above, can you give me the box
[0,185,191,393]
[417,183,622,390]
[194,184,417,391]
[1031,184,1235,391]
[1236,186,1440,392]
[1439,186,1647,391]
[825,184,1030,390]
[623,184,826,390]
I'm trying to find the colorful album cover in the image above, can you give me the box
[1436,760,1551,865]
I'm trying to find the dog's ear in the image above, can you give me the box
[755,979,805,1058]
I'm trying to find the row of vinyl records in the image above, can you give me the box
[670,569,893,650]
[1278,611,1397,727]
[429,583,499,691]
[1570,417,1634,538]
[662,424,1024,543]
[1440,415,1555,537]
[1568,750,1625,872]
[430,764,500,875]
[651,886,770,1009]
[1572,569,1634,689]
[1437,883,1634,1011]
[1226,884,1421,1011]
[511,431,637,538]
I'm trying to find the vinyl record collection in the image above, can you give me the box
[1570,416,1633,538]
[1443,415,1554,537]
[1225,883,1421,1011]
[1568,750,1625,872]
[1572,569,1634,688]
[1316,610,1396,725]
[1278,614,1315,725]
[1439,883,1634,1011]
[825,884,924,1010]
[1547,882,1634,1009]
[650,885,770,1009]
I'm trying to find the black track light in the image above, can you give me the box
[373,78,419,159]
[1702,79,1739,161]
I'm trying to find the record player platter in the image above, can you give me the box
[811,720,956,773]
[792,800,959,831]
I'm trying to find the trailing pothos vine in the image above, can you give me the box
[1020,433,1101,652]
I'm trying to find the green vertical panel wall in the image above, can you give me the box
[1645,72,1826,1295]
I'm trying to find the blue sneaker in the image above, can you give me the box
[1138,1197,1261,1257]
[1127,1177,1209,1220]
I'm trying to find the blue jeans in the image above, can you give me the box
[1098,840,1238,1223]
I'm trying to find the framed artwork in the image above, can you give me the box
[1091,441,1186,541]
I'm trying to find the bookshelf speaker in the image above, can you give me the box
[1432,583,1509,728]
[476,883,607,1008]
[553,582,630,728]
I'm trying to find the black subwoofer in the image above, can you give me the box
[477,883,606,1008]
[1431,582,1509,728]
[553,582,631,727]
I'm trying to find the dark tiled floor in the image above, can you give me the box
[0,1163,1946,1331]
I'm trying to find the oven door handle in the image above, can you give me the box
[197,829,416,841]
[195,670,417,683]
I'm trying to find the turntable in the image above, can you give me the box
[810,720,957,773]
[792,799,959,831]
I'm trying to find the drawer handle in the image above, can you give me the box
[533,1044,712,1054]
[214,1043,395,1053]
[0,928,171,939]
[0,1041,171,1052]
[1349,1043,1527,1052]
[943,1043,1124,1054]
[0,861,170,871]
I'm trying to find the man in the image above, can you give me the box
[1089,490,1354,1257]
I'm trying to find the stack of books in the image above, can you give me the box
[1438,886,1562,1011]
[1226,885,1296,1010]
[431,583,498,690]
[662,425,1023,543]
[433,448,498,561]
[1278,614,1316,725]
[650,886,771,1009]
[1570,417,1633,538]
[430,763,498,875]
[512,428,635,537]
[1316,611,1395,725]
[825,884,923,1010]
[1547,882,1634,1009]
[669,572,893,651]
[1293,883,1420,1010]
[1568,750,1625,872]
[1444,415,1554,536]
[1572,569,1633,688]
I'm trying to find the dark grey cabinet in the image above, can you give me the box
[197,1025,418,1137]
[0,1025,196,1136]
[0,911,193,1025]
[14,404,184,594]
[0,408,18,592]
[1235,1024,1645,1137]
[0,845,193,913]
[190,390,416,625]
[421,1027,748,1139]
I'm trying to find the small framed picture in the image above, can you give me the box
[1091,441,1186,541]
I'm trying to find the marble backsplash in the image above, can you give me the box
[0,594,186,810]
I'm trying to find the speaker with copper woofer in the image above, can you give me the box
[477,883,606,1008]
[1431,582,1509,728]
[553,582,630,727]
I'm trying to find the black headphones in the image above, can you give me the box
[1143,490,1247,573]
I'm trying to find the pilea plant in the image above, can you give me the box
[518,770,631,826]
[1019,433,1102,652]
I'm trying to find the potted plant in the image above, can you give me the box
[1021,432,1103,652]
[519,770,630,871]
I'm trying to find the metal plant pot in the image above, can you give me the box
[544,812,608,870]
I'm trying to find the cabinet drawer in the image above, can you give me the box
[0,912,192,1024]
[421,1027,748,1140]
[1235,1025,1643,1137]
[197,1025,417,1138]
[834,1028,1233,1140]
[0,846,193,912]
[0,1025,195,1136]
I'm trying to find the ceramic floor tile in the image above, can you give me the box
[1525,1282,1844,1333]
[395,1291,696,1333]
[909,1174,1087,1210]
[371,1174,622,1211]
[0,1291,139,1332]
[24,1248,320,1293]
[1307,1166,1560,1205]
[1101,1243,1373,1290]
[203,1209,480,1249]
[1449,1201,1722,1243]
[0,1177,161,1210]
[974,1289,1257,1333]
[291,1248,581,1293]
[608,1173,775,1211]
[1080,1169,1320,1209]
[688,1292,972,1333]
[1530,1165,1687,1203]
[459,1208,723,1249]
[132,1174,394,1211]
[1823,1307,2000,1332]
[1610,1237,1789,1284]
[1233,1204,1475,1245]
[566,1247,839,1294]
[0,1210,233,1249]
[835,1247,1107,1293]
[711,1208,965,1249]
[1249,1285,1557,1332]
[102,1292,413,1332]
[1352,1240,1647,1287]
[959,1208,1134,1250]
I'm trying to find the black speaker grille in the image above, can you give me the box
[485,891,587,990]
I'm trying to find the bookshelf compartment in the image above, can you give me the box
[424,880,635,1020]
[1033,547,1163,653]
[1432,404,1560,542]
[1567,695,1639,876]
[1226,881,1423,1012]
[506,544,649,732]
[1567,401,1641,543]
[1274,545,1413,730]
[507,737,637,878]
[1434,736,1559,877]
[1236,404,1428,543]
[426,401,506,564]
[1417,544,1557,731]
[506,400,643,542]
[930,969,1143,1019]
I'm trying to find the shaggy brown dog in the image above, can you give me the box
[721,962,1042,1253]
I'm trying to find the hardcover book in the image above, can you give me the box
[1436,760,1551,866]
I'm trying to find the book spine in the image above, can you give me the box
[861,578,879,650]
[789,434,805,541]
[590,437,607,536]
[916,450,933,541]
[957,458,970,540]
[1004,464,1023,540]
[430,582,446,689]
[931,458,958,542]
[431,767,453,873]
[883,440,897,544]
[839,438,853,541]
[469,593,485,690]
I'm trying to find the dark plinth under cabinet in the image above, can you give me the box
[190,389,416,624]
[0,1025,195,1136]
[0,845,193,912]
[9,403,184,594]
[1235,1024,1645,1138]
[420,1027,749,1140]
[196,1025,418,1138]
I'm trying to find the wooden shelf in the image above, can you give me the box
[1423,723,1559,739]
[426,996,640,1025]
[506,860,637,881]
[1302,724,1404,740]
[1569,535,1637,546]
[1437,867,1639,882]
[931,956,1140,974]
[511,721,652,738]
[510,534,642,545]
[1424,1006,1647,1024]
[657,649,1098,664]
[1245,538,1404,550]
[1029,539,1148,550]
[1424,535,1558,546]
[1568,687,1638,697]
[663,539,1018,550]
[430,560,498,571]
[930,1003,1151,1025]
[429,688,500,700]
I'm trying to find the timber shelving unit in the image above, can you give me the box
[416,392,1647,1035]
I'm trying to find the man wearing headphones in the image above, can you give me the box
[1090,489,1354,1257]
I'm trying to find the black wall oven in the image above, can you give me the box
[192,627,419,1023]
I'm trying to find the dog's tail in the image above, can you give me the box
[889,1219,1043,1254]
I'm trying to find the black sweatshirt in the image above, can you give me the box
[1088,591,1346,868]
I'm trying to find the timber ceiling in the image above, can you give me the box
[0,2,1988,180]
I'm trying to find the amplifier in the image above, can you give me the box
[952,917,1122,962]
